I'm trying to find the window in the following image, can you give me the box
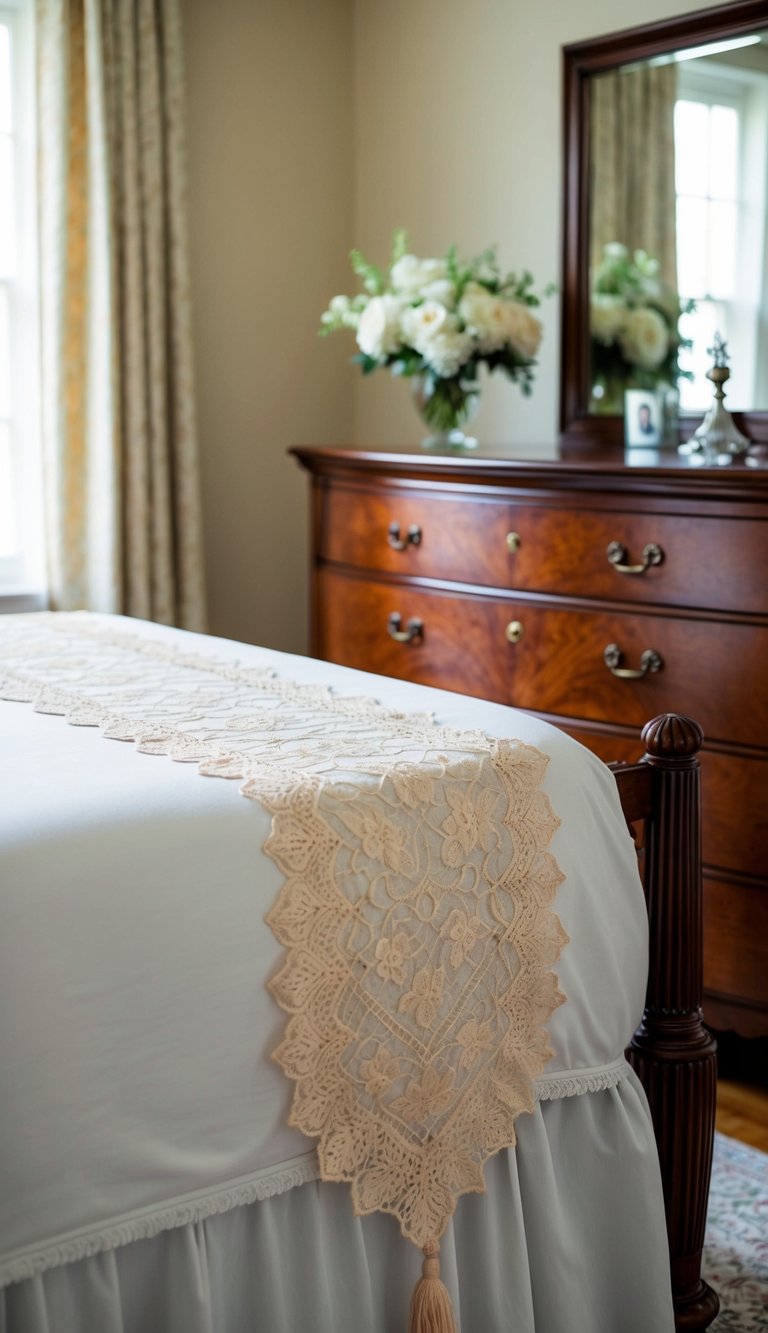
[675,58,768,411]
[0,0,43,601]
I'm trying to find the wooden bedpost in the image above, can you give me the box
[628,714,719,1332]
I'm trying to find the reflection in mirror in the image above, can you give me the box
[588,32,768,414]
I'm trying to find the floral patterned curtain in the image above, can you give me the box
[590,63,679,292]
[36,0,206,630]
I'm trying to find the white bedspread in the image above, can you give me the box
[0,615,673,1332]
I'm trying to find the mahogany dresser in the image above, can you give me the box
[293,445,768,1039]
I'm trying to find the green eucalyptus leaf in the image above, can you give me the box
[349,249,385,295]
[391,227,409,267]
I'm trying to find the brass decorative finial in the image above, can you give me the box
[679,329,749,463]
[707,332,728,369]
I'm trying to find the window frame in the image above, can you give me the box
[674,56,768,411]
[0,0,45,608]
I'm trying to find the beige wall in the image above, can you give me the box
[183,0,354,652]
[183,0,726,650]
[351,0,726,452]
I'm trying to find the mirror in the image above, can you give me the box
[561,0,768,446]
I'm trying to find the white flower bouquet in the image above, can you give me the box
[590,243,693,411]
[320,230,548,446]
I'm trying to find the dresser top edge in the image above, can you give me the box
[290,445,768,502]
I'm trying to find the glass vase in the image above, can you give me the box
[590,375,625,415]
[410,375,480,452]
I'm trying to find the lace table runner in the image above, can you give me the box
[0,613,568,1329]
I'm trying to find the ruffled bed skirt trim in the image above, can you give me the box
[0,1154,320,1287]
[535,1055,630,1100]
[0,1058,631,1288]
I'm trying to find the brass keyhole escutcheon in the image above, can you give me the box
[388,522,422,552]
[505,620,524,644]
[506,532,521,553]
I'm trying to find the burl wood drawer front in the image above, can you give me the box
[563,728,768,880]
[318,570,768,748]
[321,484,768,614]
[703,878,768,1010]
[505,605,767,749]
[317,570,503,701]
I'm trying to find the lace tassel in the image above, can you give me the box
[408,1242,457,1333]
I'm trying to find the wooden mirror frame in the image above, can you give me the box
[560,0,768,448]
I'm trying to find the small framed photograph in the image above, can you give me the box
[625,390,661,447]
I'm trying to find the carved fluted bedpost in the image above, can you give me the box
[628,714,719,1331]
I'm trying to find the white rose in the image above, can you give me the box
[356,294,403,359]
[457,282,489,326]
[458,287,510,354]
[620,307,669,369]
[591,295,626,346]
[503,301,542,360]
[604,242,629,260]
[423,329,473,377]
[329,295,350,314]
[401,302,472,376]
[391,255,448,297]
[401,300,450,350]
[420,278,456,308]
[390,255,421,295]
[459,286,542,360]
[418,258,448,285]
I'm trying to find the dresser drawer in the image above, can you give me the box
[703,877,768,1009]
[318,571,768,747]
[562,727,768,880]
[511,508,768,615]
[506,605,768,748]
[699,749,768,879]
[321,484,768,615]
[322,486,506,588]
[317,570,504,701]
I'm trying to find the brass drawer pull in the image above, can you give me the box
[506,531,521,553]
[387,613,423,644]
[604,643,663,679]
[606,540,664,575]
[387,522,422,551]
[505,620,524,643]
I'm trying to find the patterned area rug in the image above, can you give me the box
[706,1132,768,1330]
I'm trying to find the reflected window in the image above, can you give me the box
[675,59,768,410]
[0,1,43,596]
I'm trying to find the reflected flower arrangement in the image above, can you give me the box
[590,242,694,411]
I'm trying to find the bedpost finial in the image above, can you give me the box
[641,713,704,759]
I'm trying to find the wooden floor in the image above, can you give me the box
[716,1080,768,1152]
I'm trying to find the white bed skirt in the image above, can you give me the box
[0,616,675,1331]
[0,1073,674,1333]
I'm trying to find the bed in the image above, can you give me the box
[0,612,717,1333]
